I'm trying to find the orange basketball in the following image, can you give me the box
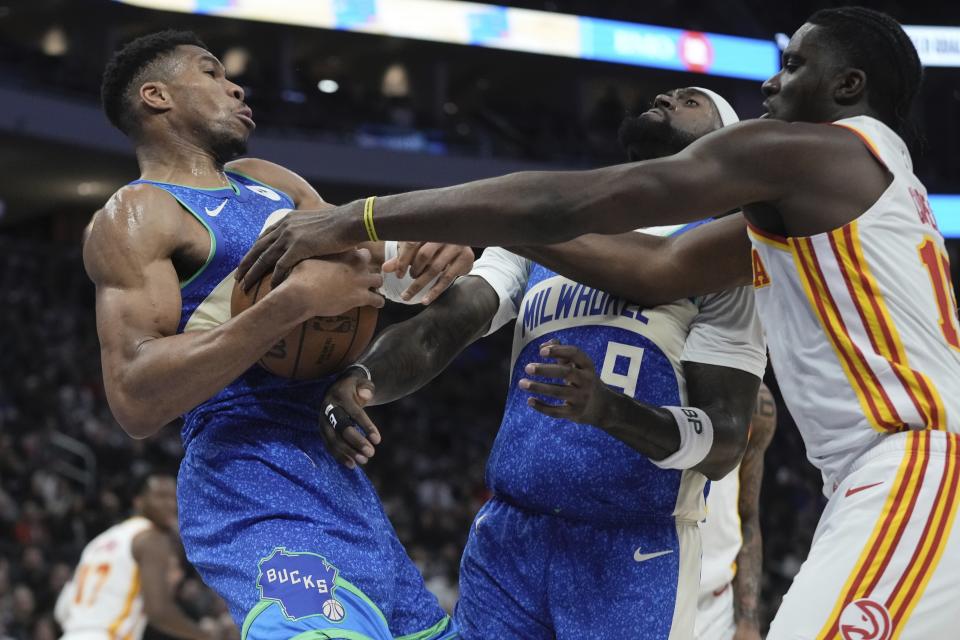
[230,272,378,379]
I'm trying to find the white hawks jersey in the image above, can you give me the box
[56,517,153,640]
[747,115,960,494]
[699,465,742,596]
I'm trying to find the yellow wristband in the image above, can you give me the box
[362,196,379,242]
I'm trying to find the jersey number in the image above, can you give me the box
[74,562,111,606]
[918,236,960,350]
[599,342,645,397]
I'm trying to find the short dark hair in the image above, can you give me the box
[808,7,922,135]
[100,30,207,135]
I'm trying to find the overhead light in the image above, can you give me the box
[222,47,250,77]
[381,64,409,97]
[317,79,339,93]
[76,181,105,196]
[41,26,68,56]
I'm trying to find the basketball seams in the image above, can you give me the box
[291,323,308,379]
[232,275,378,378]
[328,309,361,373]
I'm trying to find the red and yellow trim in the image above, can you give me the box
[746,222,790,251]
[791,236,904,432]
[887,433,960,636]
[832,123,887,170]
[816,432,930,639]
[829,222,945,430]
[108,566,141,640]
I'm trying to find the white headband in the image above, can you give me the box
[690,87,740,126]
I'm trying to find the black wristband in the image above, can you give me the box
[323,403,355,435]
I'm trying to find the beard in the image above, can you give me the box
[207,126,249,165]
[617,114,699,162]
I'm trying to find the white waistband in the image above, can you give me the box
[829,430,958,496]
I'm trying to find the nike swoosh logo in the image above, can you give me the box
[633,548,673,563]
[205,199,227,217]
[845,481,884,498]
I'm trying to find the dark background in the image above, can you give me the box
[0,0,957,637]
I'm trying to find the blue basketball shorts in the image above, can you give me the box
[454,496,701,639]
[177,418,458,640]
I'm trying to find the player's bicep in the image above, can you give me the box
[94,261,182,359]
[666,215,753,297]
[609,121,796,226]
[84,205,184,386]
[684,362,759,420]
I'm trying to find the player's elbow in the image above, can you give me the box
[697,415,749,481]
[107,390,166,439]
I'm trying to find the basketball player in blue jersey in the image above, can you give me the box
[320,87,766,639]
[85,31,472,639]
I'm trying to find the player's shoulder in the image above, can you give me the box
[226,157,322,207]
[722,119,864,158]
[84,184,183,280]
[89,183,182,237]
[130,523,171,560]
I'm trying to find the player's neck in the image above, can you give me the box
[827,103,884,125]
[135,137,230,189]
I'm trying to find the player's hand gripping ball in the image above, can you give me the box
[231,272,379,379]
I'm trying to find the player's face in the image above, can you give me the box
[761,24,843,123]
[139,476,179,532]
[163,45,254,163]
[617,88,722,162]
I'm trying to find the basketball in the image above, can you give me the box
[230,268,378,379]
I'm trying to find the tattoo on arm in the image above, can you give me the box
[358,276,499,404]
[732,383,777,628]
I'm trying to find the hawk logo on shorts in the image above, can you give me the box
[839,598,891,640]
[256,548,345,622]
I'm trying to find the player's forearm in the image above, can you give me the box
[596,390,748,480]
[358,276,498,404]
[595,393,681,461]
[105,287,309,438]
[512,234,673,305]
[731,510,763,630]
[358,162,706,248]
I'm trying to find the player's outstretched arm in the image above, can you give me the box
[229,157,475,301]
[731,383,777,640]
[85,185,384,439]
[133,529,212,640]
[236,120,796,288]
[512,214,752,306]
[321,275,500,467]
[520,344,758,480]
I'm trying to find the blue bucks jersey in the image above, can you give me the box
[484,260,709,526]
[129,172,335,446]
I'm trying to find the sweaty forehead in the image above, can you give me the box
[178,44,220,67]
[785,23,824,56]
